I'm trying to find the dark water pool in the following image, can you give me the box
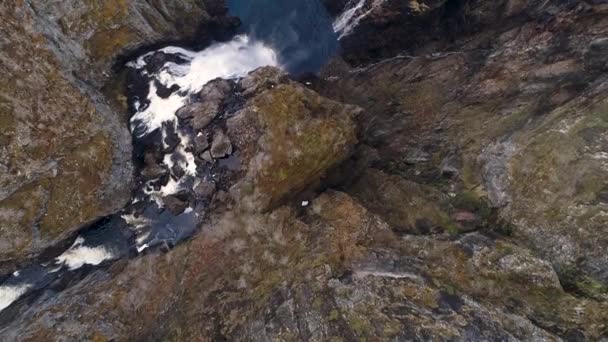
[228,0,339,74]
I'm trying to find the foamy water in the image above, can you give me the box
[55,237,116,271]
[128,34,279,209]
[129,35,278,137]
[0,285,31,311]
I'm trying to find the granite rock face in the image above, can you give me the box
[0,1,227,273]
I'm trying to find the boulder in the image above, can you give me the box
[210,129,233,159]
[227,68,359,210]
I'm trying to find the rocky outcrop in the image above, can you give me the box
[4,188,607,340]
[328,0,582,65]
[0,1,228,273]
[228,67,359,211]
[320,0,608,303]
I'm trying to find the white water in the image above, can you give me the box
[55,237,115,271]
[0,284,31,311]
[0,35,280,314]
[333,0,386,40]
[129,35,279,137]
[129,34,279,206]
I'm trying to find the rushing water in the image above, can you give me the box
[0,0,372,315]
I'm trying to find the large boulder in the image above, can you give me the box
[0,1,228,273]
[227,67,359,211]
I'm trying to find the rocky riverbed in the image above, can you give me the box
[1,0,607,341]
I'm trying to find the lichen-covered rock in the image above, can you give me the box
[0,1,227,273]
[227,67,359,210]
[350,168,450,234]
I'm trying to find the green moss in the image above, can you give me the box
[328,309,340,322]
[560,267,608,300]
[439,217,461,235]
[86,26,135,61]
[251,85,356,207]
[40,133,113,235]
[348,315,373,338]
[450,192,491,218]
[0,99,15,146]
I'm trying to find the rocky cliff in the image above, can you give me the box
[1,0,607,341]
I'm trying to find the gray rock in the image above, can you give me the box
[194,133,210,154]
[210,129,233,159]
[177,102,219,130]
[201,150,214,164]
[585,37,608,71]
[141,164,169,181]
[163,194,189,216]
[194,180,217,199]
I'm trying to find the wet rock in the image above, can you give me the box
[194,180,217,200]
[210,129,233,159]
[163,193,190,216]
[240,66,289,97]
[177,102,219,130]
[177,79,233,130]
[194,133,210,154]
[170,163,185,180]
[140,164,169,181]
[162,122,181,153]
[198,78,233,103]
[201,150,214,164]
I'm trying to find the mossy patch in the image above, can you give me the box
[86,26,136,61]
[40,133,113,236]
[248,84,357,208]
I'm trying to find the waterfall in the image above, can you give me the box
[333,0,386,40]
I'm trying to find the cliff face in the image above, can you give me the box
[0,1,228,272]
[1,1,608,341]
[320,0,608,291]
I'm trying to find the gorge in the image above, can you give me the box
[0,0,607,340]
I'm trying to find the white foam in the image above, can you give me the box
[0,284,31,311]
[129,35,279,137]
[55,237,115,270]
[128,34,279,209]
[131,82,186,137]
